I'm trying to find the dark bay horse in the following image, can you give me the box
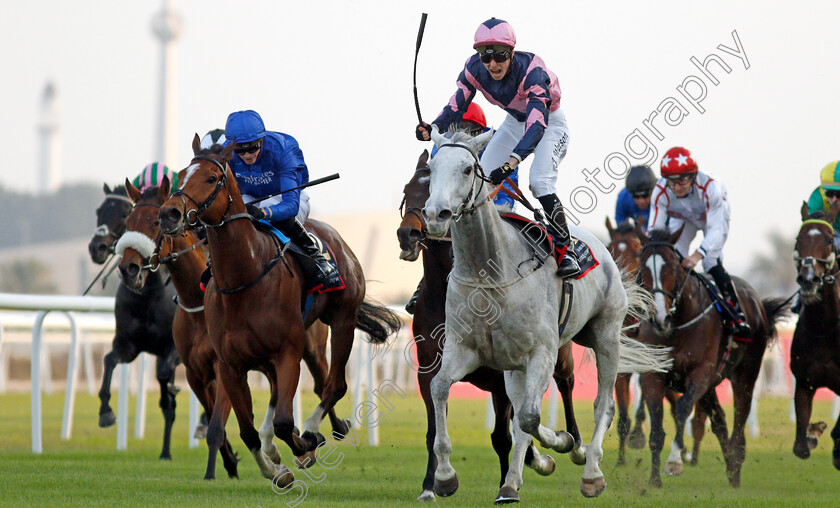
[398,150,582,501]
[791,201,840,468]
[118,177,352,479]
[605,218,699,466]
[637,228,789,487]
[89,183,179,460]
[159,137,401,485]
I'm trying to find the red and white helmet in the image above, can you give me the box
[473,18,516,49]
[462,102,487,129]
[660,146,698,176]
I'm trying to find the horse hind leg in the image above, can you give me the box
[302,320,355,441]
[301,328,351,440]
[488,391,514,486]
[614,373,632,465]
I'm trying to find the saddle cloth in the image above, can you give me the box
[499,213,599,279]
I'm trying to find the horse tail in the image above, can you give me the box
[617,266,674,374]
[761,297,793,344]
[356,300,403,344]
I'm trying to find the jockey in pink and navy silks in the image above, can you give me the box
[415,17,580,278]
[224,110,341,290]
[647,146,751,336]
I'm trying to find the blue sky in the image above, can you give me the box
[2,0,838,273]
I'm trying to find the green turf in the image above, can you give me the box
[0,389,837,507]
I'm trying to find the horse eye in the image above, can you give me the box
[207,175,217,183]
[463,165,472,175]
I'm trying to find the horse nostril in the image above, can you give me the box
[127,263,140,279]
[438,209,452,221]
[409,229,422,242]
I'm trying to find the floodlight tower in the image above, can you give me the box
[37,81,61,194]
[150,0,183,170]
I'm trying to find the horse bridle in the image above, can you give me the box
[436,142,491,222]
[641,241,693,317]
[170,155,248,229]
[93,194,135,251]
[794,220,838,287]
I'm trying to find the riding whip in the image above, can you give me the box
[242,173,340,206]
[413,13,429,125]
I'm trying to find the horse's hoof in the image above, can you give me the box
[159,452,172,461]
[433,474,459,497]
[552,431,575,453]
[628,429,646,449]
[534,454,555,476]
[194,424,208,440]
[663,461,682,476]
[833,453,840,470]
[301,430,325,451]
[271,465,295,490]
[295,449,317,470]
[616,455,625,466]
[494,485,520,504]
[569,445,587,466]
[807,421,827,442]
[331,419,352,441]
[99,411,116,428]
[580,476,606,498]
[649,475,662,488]
[793,441,811,460]
[203,474,215,481]
[416,490,435,502]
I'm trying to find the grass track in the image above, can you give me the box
[1,390,838,507]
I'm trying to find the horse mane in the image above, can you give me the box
[111,184,128,197]
[447,128,475,144]
[197,144,225,156]
[140,185,160,201]
[806,210,829,221]
[615,220,635,235]
[648,228,673,242]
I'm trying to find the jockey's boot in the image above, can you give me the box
[280,218,343,291]
[405,278,423,315]
[537,193,581,278]
[708,262,752,337]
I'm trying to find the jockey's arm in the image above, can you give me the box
[697,183,728,257]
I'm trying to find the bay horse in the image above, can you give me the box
[158,136,401,485]
[637,227,790,487]
[118,177,352,479]
[604,218,700,466]
[89,183,179,460]
[398,150,581,501]
[423,130,672,502]
[791,201,840,468]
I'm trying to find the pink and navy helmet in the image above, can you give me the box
[473,18,516,50]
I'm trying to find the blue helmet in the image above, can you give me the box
[225,110,266,144]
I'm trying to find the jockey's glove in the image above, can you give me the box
[246,204,266,220]
[489,162,514,186]
[415,122,432,141]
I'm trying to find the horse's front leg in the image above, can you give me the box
[792,382,817,459]
[830,398,840,470]
[156,349,179,460]
[302,320,355,441]
[218,360,293,487]
[666,370,714,478]
[556,344,585,466]
[727,354,764,488]
[271,348,319,468]
[431,347,479,499]
[614,373,632,465]
[258,369,283,465]
[98,340,138,428]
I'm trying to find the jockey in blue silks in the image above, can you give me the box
[416,17,579,278]
[615,165,656,232]
[224,110,342,290]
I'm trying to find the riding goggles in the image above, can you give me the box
[478,48,511,64]
[631,191,652,199]
[665,174,693,186]
[234,141,262,155]
[825,189,840,199]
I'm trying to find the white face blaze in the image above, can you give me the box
[646,253,669,327]
[179,163,200,189]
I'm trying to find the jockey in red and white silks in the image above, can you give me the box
[648,169,730,271]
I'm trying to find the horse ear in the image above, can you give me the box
[468,129,494,153]
[418,149,429,169]
[159,174,171,199]
[669,224,685,245]
[828,199,840,224]
[605,216,615,237]
[125,178,142,203]
[103,183,112,194]
[800,201,810,221]
[635,221,647,243]
[220,141,236,163]
[430,127,446,149]
[192,133,202,156]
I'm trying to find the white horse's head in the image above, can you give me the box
[423,128,494,237]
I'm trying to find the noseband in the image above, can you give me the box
[794,220,839,287]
